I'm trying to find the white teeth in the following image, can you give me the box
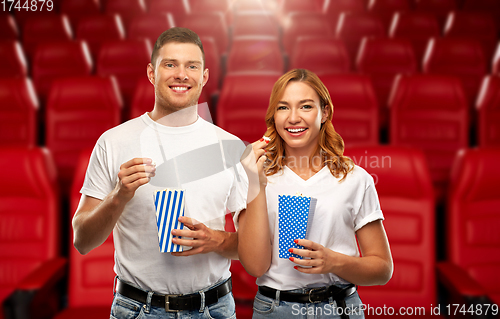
[171,86,188,91]
[287,128,306,133]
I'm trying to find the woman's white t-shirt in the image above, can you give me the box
[256,165,384,290]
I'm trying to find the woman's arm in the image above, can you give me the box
[290,220,393,286]
[237,140,272,277]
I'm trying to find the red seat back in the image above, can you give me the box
[148,0,190,25]
[45,76,122,192]
[190,0,233,27]
[0,13,19,40]
[104,0,147,27]
[96,39,152,107]
[182,12,228,55]
[282,12,332,55]
[476,75,500,147]
[335,12,386,67]
[32,40,93,102]
[367,0,411,30]
[127,13,175,43]
[227,36,284,74]
[76,14,126,60]
[423,37,487,108]
[200,36,221,98]
[0,78,38,147]
[443,11,498,62]
[216,72,280,143]
[0,40,27,78]
[389,74,469,201]
[290,37,350,74]
[447,148,500,299]
[277,0,323,22]
[67,148,116,308]
[0,147,60,302]
[389,11,441,63]
[60,0,101,29]
[356,37,417,120]
[22,15,73,61]
[232,12,280,38]
[494,43,500,75]
[344,146,435,309]
[322,0,366,31]
[320,74,379,146]
[413,0,457,28]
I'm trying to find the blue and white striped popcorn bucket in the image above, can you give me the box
[154,189,185,252]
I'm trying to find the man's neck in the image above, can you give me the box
[149,104,198,127]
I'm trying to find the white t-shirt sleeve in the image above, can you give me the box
[227,162,248,220]
[353,174,384,232]
[80,140,115,200]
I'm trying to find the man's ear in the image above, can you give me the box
[147,63,155,85]
[202,68,209,87]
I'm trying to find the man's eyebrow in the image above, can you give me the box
[159,58,202,64]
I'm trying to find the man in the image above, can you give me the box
[72,27,248,318]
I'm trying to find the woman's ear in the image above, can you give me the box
[321,104,330,123]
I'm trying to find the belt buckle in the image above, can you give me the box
[165,294,180,312]
[308,287,326,304]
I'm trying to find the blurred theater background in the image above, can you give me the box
[1,0,500,318]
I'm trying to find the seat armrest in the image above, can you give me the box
[3,257,67,319]
[437,261,485,298]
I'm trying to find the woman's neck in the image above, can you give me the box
[285,149,323,180]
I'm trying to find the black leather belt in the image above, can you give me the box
[259,284,356,319]
[116,277,232,312]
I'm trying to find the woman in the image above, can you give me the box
[238,69,393,318]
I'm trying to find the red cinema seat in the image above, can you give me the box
[45,76,122,193]
[52,148,115,319]
[356,37,417,127]
[344,146,436,315]
[232,12,280,38]
[216,72,281,144]
[476,75,500,147]
[227,36,284,74]
[148,0,190,25]
[22,15,73,61]
[389,74,469,202]
[14,9,57,33]
[367,0,411,30]
[443,11,498,63]
[199,37,221,101]
[461,0,500,26]
[0,78,38,147]
[231,260,258,319]
[335,12,386,67]
[389,11,441,63]
[322,0,366,31]
[60,0,101,30]
[0,13,19,40]
[128,13,175,43]
[182,12,229,56]
[413,0,457,28]
[281,12,333,55]
[423,37,487,108]
[494,43,500,75]
[129,76,211,121]
[321,74,379,146]
[437,148,500,307]
[96,39,152,108]
[290,37,350,74]
[104,0,147,27]
[190,0,233,27]
[76,14,126,60]
[32,40,93,102]
[1,147,66,319]
[277,0,323,22]
[0,40,28,78]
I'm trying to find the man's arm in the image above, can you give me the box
[72,158,156,255]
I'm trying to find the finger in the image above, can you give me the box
[171,237,202,247]
[120,158,153,170]
[178,216,201,228]
[294,239,319,250]
[293,265,319,274]
[171,247,204,257]
[288,256,318,267]
[120,172,153,186]
[171,229,199,238]
[288,248,315,258]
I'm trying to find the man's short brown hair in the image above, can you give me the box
[151,27,205,67]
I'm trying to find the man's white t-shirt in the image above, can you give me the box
[256,165,384,291]
[81,113,248,295]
